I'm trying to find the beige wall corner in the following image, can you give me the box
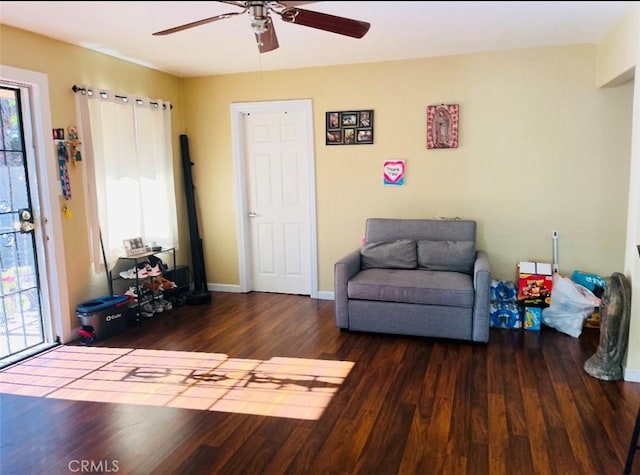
[622,7,640,381]
[596,6,638,87]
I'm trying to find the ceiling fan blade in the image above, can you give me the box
[280,7,370,39]
[256,19,279,53]
[280,1,317,6]
[152,10,244,36]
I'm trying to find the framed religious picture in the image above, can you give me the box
[326,109,374,145]
[427,104,459,149]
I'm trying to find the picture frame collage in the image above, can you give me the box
[325,110,374,145]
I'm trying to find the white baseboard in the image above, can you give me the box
[206,283,334,299]
[316,291,334,300]
[205,283,333,300]
[624,366,640,382]
[208,283,243,293]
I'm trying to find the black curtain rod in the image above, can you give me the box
[71,85,173,109]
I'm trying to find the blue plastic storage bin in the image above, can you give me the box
[77,295,130,341]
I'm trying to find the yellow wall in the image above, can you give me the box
[0,25,189,334]
[596,7,638,87]
[0,23,635,335]
[185,45,633,292]
[626,62,640,379]
[603,6,640,379]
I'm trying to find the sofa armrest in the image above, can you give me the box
[472,250,491,342]
[334,249,362,329]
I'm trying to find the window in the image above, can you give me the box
[75,88,178,271]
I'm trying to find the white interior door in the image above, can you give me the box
[243,108,311,294]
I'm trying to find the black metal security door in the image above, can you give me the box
[0,86,46,364]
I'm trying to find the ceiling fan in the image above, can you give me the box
[152,1,371,53]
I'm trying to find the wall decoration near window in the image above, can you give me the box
[122,237,149,257]
[326,110,374,145]
[383,160,405,186]
[427,104,459,149]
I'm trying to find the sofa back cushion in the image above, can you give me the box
[365,218,476,242]
[417,240,476,274]
[361,239,417,270]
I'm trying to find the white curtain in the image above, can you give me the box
[75,87,178,271]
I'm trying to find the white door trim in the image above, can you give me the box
[0,64,71,344]
[230,99,318,298]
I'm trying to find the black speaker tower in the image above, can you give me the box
[180,134,211,305]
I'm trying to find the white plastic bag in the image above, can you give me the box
[542,275,601,338]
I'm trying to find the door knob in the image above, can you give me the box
[18,208,34,233]
[248,212,257,218]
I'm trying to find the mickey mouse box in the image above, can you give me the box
[517,261,553,307]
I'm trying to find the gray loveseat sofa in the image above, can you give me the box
[334,218,491,343]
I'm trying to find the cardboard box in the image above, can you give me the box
[517,261,553,307]
[523,306,542,331]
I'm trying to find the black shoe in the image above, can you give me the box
[147,255,169,272]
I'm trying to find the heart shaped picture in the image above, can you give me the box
[383,160,405,186]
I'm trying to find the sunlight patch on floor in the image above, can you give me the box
[0,346,355,420]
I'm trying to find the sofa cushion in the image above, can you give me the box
[417,240,475,274]
[361,239,417,270]
[348,268,474,308]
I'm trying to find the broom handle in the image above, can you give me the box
[100,230,113,296]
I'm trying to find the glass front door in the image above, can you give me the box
[0,85,48,366]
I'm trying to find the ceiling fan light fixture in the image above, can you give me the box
[249,2,270,35]
[254,17,279,52]
[251,18,269,35]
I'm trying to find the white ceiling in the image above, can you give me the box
[0,1,638,78]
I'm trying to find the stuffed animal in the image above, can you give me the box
[157,276,177,290]
[142,279,163,294]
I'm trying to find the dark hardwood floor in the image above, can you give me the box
[2,291,640,474]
